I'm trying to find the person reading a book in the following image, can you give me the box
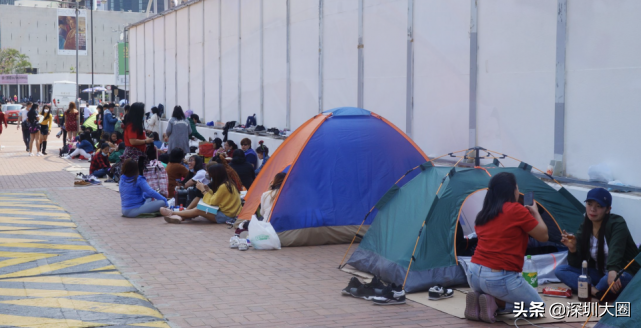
[160,163,241,224]
[554,188,639,301]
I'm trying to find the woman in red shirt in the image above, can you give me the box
[464,172,549,323]
[121,102,154,175]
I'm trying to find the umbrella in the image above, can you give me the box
[81,87,108,93]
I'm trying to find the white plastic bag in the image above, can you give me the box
[588,163,613,183]
[167,198,175,208]
[248,216,281,250]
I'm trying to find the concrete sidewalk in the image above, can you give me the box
[0,127,584,328]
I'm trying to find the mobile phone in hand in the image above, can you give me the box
[524,191,534,206]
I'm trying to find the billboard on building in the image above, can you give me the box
[115,42,129,86]
[57,9,87,56]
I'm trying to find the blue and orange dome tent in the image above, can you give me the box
[239,107,429,246]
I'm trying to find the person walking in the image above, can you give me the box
[64,102,79,144]
[165,106,191,154]
[17,102,32,152]
[38,104,53,155]
[0,107,7,151]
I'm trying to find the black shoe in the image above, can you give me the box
[428,285,454,300]
[341,277,363,296]
[373,283,406,305]
[349,276,386,301]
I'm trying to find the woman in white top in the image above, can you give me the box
[184,155,208,189]
[146,106,160,135]
[260,172,286,221]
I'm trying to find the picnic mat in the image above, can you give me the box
[341,266,600,326]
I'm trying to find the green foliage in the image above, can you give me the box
[0,48,32,74]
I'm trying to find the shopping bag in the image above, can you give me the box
[198,142,214,157]
[248,216,281,250]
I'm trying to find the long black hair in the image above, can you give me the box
[172,106,185,120]
[213,137,222,149]
[27,104,39,123]
[475,172,518,226]
[189,155,204,172]
[123,102,145,134]
[231,149,246,165]
[580,209,611,274]
[207,163,236,194]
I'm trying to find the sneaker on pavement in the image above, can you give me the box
[164,215,183,224]
[372,283,406,305]
[229,235,240,249]
[63,155,71,159]
[74,180,91,187]
[341,277,363,296]
[428,285,454,301]
[464,291,481,321]
[37,152,42,156]
[238,238,248,251]
[349,276,386,301]
[29,152,34,157]
[478,293,499,323]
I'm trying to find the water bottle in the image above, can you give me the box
[578,260,591,302]
[522,255,538,287]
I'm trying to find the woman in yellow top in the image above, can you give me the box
[160,163,242,224]
[38,104,53,156]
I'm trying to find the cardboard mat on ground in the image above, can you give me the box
[341,266,600,326]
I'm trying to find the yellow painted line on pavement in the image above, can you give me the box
[0,314,103,328]
[0,288,149,301]
[0,255,60,271]
[1,298,164,319]
[0,242,95,251]
[0,230,82,238]
[0,254,106,278]
[0,204,64,210]
[4,275,134,287]
[130,321,172,327]
[0,238,45,244]
[0,210,71,218]
[90,265,116,271]
[0,219,75,227]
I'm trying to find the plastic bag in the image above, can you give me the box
[248,216,281,250]
[167,198,175,208]
[588,163,613,183]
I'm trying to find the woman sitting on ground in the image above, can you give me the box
[183,155,208,189]
[554,188,639,300]
[224,140,238,158]
[119,159,168,218]
[90,143,112,179]
[212,138,224,158]
[260,172,286,220]
[166,148,189,198]
[64,132,95,161]
[464,172,549,323]
[211,153,244,192]
[160,163,242,224]
[255,142,270,175]
[230,149,255,189]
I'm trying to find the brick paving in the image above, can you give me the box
[0,127,585,327]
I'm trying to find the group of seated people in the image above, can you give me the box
[463,172,639,323]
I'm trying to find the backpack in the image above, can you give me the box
[143,159,168,197]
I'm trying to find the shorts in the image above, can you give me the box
[40,125,49,136]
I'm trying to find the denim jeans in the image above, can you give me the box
[122,199,166,218]
[214,211,236,224]
[554,264,634,293]
[93,168,108,178]
[466,262,543,312]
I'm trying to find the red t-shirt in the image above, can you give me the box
[471,202,539,272]
[123,124,147,152]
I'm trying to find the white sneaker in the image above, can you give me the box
[63,155,71,159]
[229,236,240,249]
[238,239,248,251]
[37,152,43,156]
[29,153,34,157]
[86,156,92,161]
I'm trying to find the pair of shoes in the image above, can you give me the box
[42,151,47,155]
[372,283,406,305]
[29,152,34,157]
[74,180,91,187]
[63,155,71,159]
[465,293,498,323]
[349,276,387,301]
[428,285,454,300]
[341,277,363,296]
[164,215,182,224]
[37,152,42,156]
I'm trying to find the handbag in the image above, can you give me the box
[143,159,168,197]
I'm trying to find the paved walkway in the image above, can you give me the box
[0,126,584,327]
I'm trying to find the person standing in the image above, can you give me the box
[103,103,119,134]
[184,110,205,141]
[64,102,79,144]
[165,106,191,154]
[122,102,154,175]
[16,102,32,152]
[38,105,53,156]
[145,106,160,136]
[94,105,104,141]
[26,104,41,157]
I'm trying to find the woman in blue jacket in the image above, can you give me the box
[119,159,168,218]
[63,132,95,160]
